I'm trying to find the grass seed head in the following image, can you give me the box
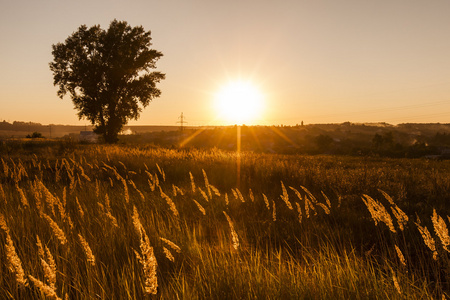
[36,236,57,290]
[198,187,209,202]
[249,188,255,202]
[362,195,396,233]
[209,184,221,197]
[280,181,293,210]
[5,232,28,287]
[189,172,196,193]
[321,191,332,209]
[135,232,158,295]
[122,178,129,203]
[395,244,407,267]
[156,163,165,182]
[160,237,181,253]
[295,202,302,223]
[317,203,331,215]
[223,211,240,250]
[75,197,85,218]
[42,213,67,246]
[193,199,206,215]
[0,213,10,234]
[235,188,245,202]
[392,274,401,295]
[160,189,180,218]
[432,209,450,253]
[0,183,6,203]
[391,205,409,231]
[16,184,29,208]
[78,234,96,266]
[262,193,270,210]
[301,186,317,204]
[272,201,277,222]
[163,247,175,262]
[28,275,61,300]
[415,222,438,260]
[132,206,144,235]
[231,189,238,200]
[202,169,212,199]
[379,189,395,205]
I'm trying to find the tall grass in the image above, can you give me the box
[0,143,450,298]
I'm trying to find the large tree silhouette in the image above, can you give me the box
[50,20,165,143]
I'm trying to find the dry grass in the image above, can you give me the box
[0,143,449,298]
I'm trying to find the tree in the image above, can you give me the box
[26,132,43,139]
[50,20,165,143]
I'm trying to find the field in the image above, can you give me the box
[1,142,450,299]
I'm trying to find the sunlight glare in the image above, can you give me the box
[214,80,264,125]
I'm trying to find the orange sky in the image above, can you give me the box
[1,0,450,126]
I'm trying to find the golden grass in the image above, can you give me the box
[4,230,28,287]
[415,221,438,260]
[133,207,158,295]
[272,200,277,222]
[0,183,5,203]
[394,244,407,267]
[280,181,293,210]
[189,171,196,193]
[392,273,401,295]
[362,194,396,233]
[15,184,29,208]
[36,235,57,289]
[159,187,180,218]
[193,199,206,215]
[262,193,270,210]
[432,209,450,253]
[223,211,240,250]
[28,275,61,300]
[41,213,67,246]
[162,247,175,262]
[0,144,449,298]
[78,233,96,266]
[295,202,302,223]
[160,237,181,253]
[198,187,209,202]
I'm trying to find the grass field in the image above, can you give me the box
[1,142,450,299]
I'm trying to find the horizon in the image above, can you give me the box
[2,119,450,128]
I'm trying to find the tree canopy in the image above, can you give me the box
[50,20,165,143]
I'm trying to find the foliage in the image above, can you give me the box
[25,132,43,139]
[49,20,165,143]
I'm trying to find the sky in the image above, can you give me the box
[1,0,450,126]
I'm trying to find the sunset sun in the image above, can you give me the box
[214,80,264,125]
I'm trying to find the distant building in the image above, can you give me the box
[79,131,98,143]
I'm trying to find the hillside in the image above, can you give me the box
[2,121,450,157]
[120,122,450,158]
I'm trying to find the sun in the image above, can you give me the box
[214,80,264,125]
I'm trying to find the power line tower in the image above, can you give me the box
[177,112,187,131]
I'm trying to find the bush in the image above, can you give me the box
[26,131,44,138]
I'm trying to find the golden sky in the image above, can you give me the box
[1,0,450,126]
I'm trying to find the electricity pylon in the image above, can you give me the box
[177,112,187,131]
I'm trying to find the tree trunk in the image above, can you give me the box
[104,131,119,144]
[104,113,121,144]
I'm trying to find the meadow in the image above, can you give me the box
[1,142,450,299]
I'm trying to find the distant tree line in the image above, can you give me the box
[117,125,450,158]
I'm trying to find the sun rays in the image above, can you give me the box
[214,80,264,125]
